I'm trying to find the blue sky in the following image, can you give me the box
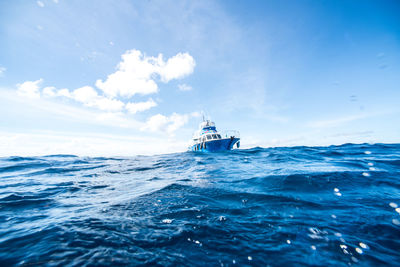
[0,0,399,155]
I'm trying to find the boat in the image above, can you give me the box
[188,118,240,152]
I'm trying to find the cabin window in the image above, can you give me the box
[207,135,212,140]
[217,134,221,139]
[212,134,217,139]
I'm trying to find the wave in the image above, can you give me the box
[0,143,399,266]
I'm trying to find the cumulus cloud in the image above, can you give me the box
[141,114,170,132]
[41,85,124,112]
[178,83,193,91]
[141,112,197,135]
[42,86,57,97]
[15,49,197,130]
[16,79,43,99]
[66,86,124,112]
[126,98,157,114]
[57,88,72,98]
[158,53,196,82]
[95,49,195,98]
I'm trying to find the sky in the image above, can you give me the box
[0,0,399,156]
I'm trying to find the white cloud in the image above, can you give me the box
[166,113,190,133]
[158,53,196,82]
[72,86,98,103]
[0,67,6,76]
[141,112,194,135]
[53,0,59,3]
[16,79,42,99]
[141,114,169,132]
[95,49,195,98]
[42,86,57,97]
[37,1,44,7]
[126,98,157,114]
[57,88,72,98]
[42,85,124,112]
[69,86,124,112]
[178,83,193,91]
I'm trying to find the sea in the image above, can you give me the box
[0,143,399,266]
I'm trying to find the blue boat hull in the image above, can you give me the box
[190,138,240,152]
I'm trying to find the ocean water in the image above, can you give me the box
[0,143,400,266]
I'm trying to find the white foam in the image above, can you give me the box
[247,256,252,261]
[362,172,370,177]
[311,245,316,250]
[396,208,400,214]
[364,151,372,154]
[355,247,363,254]
[368,162,374,166]
[287,240,291,244]
[334,188,340,192]
[162,219,173,224]
[389,202,398,208]
[359,242,368,249]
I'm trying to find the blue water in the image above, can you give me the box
[1,143,400,266]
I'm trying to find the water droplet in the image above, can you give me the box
[335,192,342,196]
[331,214,337,219]
[195,240,200,244]
[335,233,342,237]
[311,245,316,250]
[287,240,291,244]
[364,151,372,154]
[247,256,252,261]
[187,238,191,241]
[351,256,359,263]
[162,219,173,224]
[369,167,376,171]
[389,202,398,208]
[219,216,227,221]
[355,247,363,254]
[367,162,374,166]
[393,219,400,226]
[362,172,370,177]
[232,260,236,264]
[340,244,347,249]
[334,188,340,192]
[359,242,368,249]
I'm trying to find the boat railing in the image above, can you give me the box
[220,130,240,138]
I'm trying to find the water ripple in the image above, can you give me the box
[0,143,399,265]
